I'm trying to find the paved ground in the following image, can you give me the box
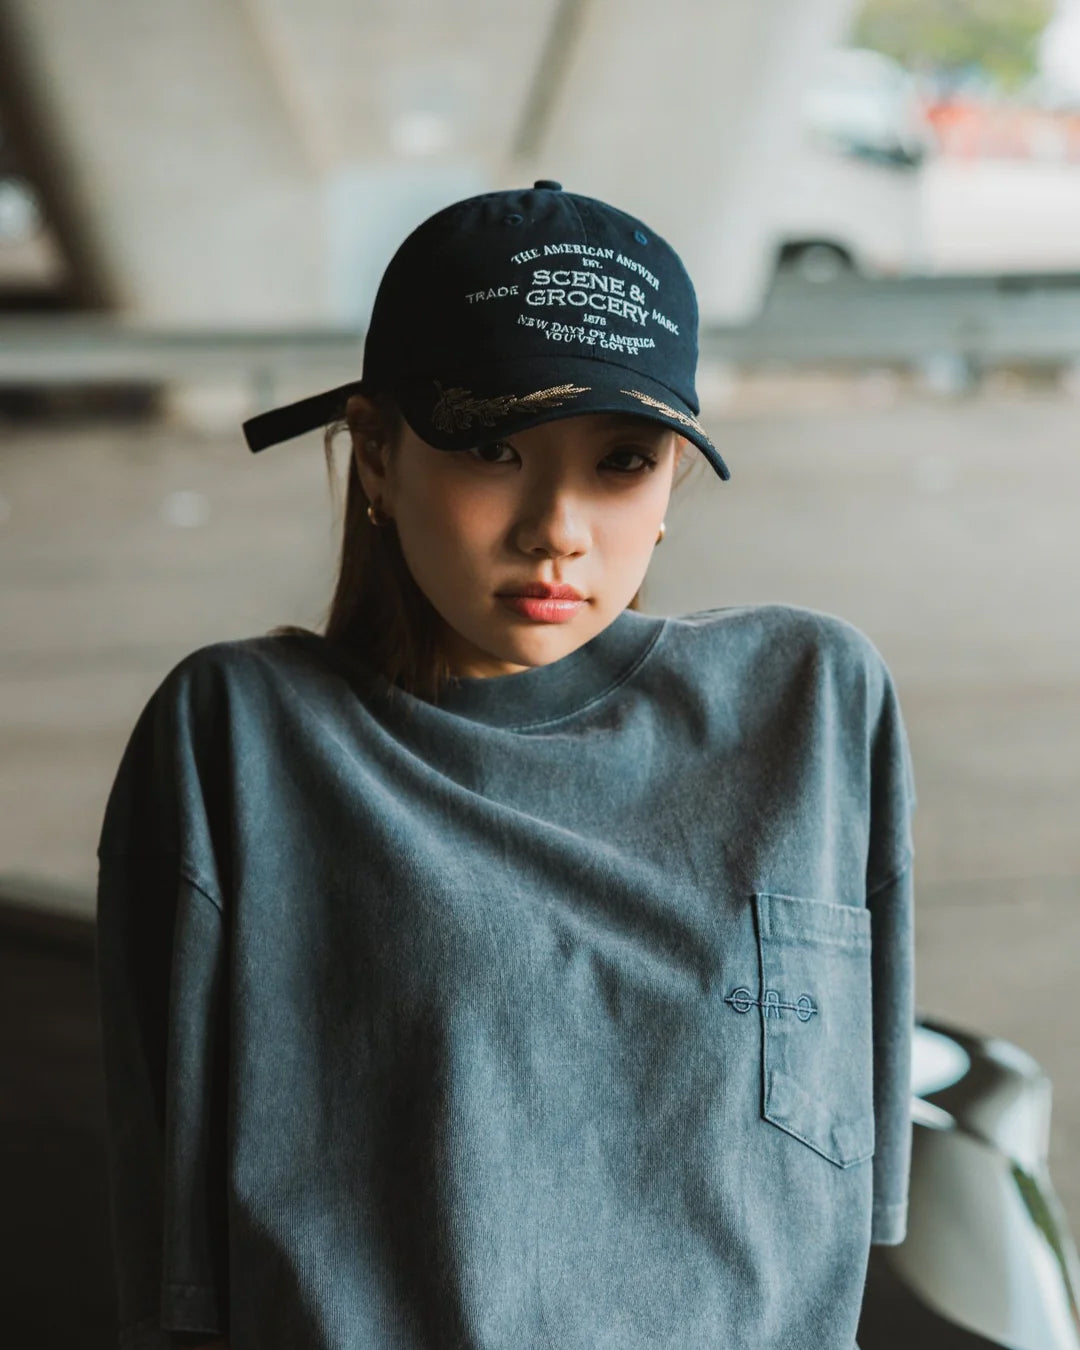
[2,369,1078,1238]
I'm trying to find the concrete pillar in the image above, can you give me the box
[0,0,325,324]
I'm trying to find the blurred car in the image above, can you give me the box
[859,1015,1080,1349]
[769,46,936,283]
[0,126,67,304]
[0,119,43,245]
[0,174,42,243]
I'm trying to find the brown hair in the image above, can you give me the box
[267,391,701,704]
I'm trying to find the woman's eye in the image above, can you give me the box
[466,440,517,464]
[604,446,658,474]
[462,441,658,474]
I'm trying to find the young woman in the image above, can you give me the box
[95,181,916,1350]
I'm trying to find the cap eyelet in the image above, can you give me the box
[503,212,524,226]
[633,229,649,244]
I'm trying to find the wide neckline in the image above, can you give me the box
[296,608,669,730]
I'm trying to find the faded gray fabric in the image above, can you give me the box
[94,602,917,1350]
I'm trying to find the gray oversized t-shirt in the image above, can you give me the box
[95,601,917,1350]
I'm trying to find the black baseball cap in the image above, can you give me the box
[242,180,731,482]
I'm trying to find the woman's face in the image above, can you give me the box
[356,409,682,679]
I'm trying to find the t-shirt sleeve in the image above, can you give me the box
[866,856,914,1245]
[864,652,917,1247]
[95,669,231,1347]
[96,852,230,1347]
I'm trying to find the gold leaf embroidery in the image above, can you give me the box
[619,388,712,443]
[431,381,591,433]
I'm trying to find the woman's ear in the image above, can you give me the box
[344,392,380,437]
[345,395,396,505]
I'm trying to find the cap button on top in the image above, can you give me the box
[533,179,562,191]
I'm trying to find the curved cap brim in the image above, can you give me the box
[394,357,731,481]
[241,359,730,481]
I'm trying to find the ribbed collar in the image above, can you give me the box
[430,607,668,728]
[302,607,668,731]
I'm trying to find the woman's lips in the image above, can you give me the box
[498,595,586,624]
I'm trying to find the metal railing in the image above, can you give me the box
[2,273,1080,398]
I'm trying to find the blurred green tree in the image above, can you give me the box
[850,0,1055,90]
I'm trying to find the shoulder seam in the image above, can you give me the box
[181,867,225,916]
[867,850,914,897]
[97,849,224,915]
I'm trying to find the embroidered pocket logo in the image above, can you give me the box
[725,986,818,1022]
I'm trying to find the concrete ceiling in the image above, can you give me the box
[0,0,858,326]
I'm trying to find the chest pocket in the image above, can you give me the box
[744,891,875,1168]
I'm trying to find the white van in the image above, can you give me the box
[769,47,935,282]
